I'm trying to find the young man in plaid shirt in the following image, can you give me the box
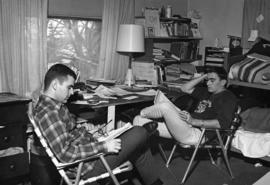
[33,63,178,185]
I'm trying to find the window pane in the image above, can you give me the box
[47,18,101,81]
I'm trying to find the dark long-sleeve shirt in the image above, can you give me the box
[191,87,237,129]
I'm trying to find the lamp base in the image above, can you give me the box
[124,68,135,87]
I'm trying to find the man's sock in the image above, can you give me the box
[143,121,159,136]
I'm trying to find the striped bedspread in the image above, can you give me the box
[228,56,270,84]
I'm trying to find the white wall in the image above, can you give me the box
[48,0,188,18]
[48,0,103,18]
[48,0,245,57]
[135,0,188,17]
[188,0,244,55]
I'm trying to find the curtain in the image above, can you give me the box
[0,0,47,96]
[242,0,270,49]
[97,0,135,81]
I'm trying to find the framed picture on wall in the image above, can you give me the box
[228,35,243,56]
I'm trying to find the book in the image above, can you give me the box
[98,123,133,142]
[86,78,116,86]
[205,57,224,62]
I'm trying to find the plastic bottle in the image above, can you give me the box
[166,5,172,18]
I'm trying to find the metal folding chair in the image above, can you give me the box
[158,106,242,184]
[27,105,132,185]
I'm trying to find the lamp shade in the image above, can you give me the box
[116,24,145,53]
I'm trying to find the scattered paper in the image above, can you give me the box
[256,14,264,23]
[135,89,157,96]
[110,87,133,96]
[135,84,158,88]
[72,100,89,105]
[123,96,138,100]
[81,92,94,99]
[94,85,118,99]
[132,62,158,85]
[248,30,258,42]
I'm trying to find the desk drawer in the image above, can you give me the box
[0,153,29,180]
[0,125,26,150]
[0,103,29,125]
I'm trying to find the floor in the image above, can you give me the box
[142,138,270,185]
[9,139,270,185]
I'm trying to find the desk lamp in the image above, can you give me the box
[116,24,145,86]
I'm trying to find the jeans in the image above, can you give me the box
[85,126,178,185]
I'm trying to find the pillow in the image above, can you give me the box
[246,37,270,57]
[240,107,270,133]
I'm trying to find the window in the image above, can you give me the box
[47,18,101,81]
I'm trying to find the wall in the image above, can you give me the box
[188,0,244,55]
[48,0,244,57]
[135,0,188,17]
[48,0,103,18]
[48,0,187,19]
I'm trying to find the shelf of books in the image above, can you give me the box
[204,47,229,68]
[134,8,202,86]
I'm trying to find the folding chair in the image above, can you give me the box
[158,106,241,184]
[27,107,132,185]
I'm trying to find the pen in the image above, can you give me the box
[92,119,112,136]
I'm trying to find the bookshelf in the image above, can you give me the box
[204,47,229,69]
[134,16,202,83]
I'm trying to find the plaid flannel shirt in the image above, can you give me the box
[33,94,107,177]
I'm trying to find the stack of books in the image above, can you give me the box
[153,48,166,62]
[152,47,179,63]
[165,64,181,81]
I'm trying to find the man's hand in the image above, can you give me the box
[105,139,122,153]
[179,111,193,124]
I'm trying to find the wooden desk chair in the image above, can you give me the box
[158,106,242,184]
[27,106,132,185]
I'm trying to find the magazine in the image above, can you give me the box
[98,123,133,142]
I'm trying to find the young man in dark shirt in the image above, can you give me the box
[33,63,178,185]
[134,67,237,144]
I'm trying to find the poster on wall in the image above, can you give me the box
[190,18,201,38]
[144,8,160,37]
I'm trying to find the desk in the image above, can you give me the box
[71,94,154,131]
[0,93,31,183]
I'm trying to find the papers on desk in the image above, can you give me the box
[134,84,158,88]
[86,78,116,87]
[95,85,157,97]
[110,86,133,96]
[123,96,138,100]
[94,85,118,99]
[81,92,94,99]
[134,89,157,96]
[72,100,89,105]
[72,85,157,105]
